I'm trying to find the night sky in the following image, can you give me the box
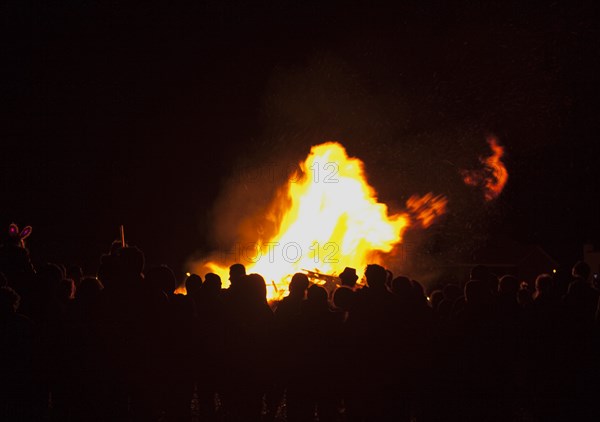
[2,1,599,276]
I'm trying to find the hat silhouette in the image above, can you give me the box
[339,267,358,282]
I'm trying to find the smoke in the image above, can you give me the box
[187,53,508,283]
[197,55,390,258]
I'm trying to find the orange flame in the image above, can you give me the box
[406,193,448,228]
[461,137,508,201]
[191,142,446,300]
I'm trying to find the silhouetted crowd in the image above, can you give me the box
[1,235,600,422]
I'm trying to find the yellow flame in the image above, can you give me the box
[193,142,445,300]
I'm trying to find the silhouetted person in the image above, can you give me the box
[429,289,444,314]
[228,263,246,292]
[67,265,83,290]
[21,263,68,419]
[533,274,562,340]
[57,278,75,307]
[517,282,534,309]
[565,261,599,325]
[559,261,600,420]
[471,264,498,296]
[332,285,355,314]
[184,273,203,306]
[203,272,222,296]
[498,275,520,307]
[221,263,247,322]
[390,277,434,420]
[534,274,559,307]
[0,286,40,420]
[390,275,412,299]
[517,273,564,420]
[391,276,431,317]
[385,269,394,291]
[275,272,309,326]
[0,228,35,304]
[329,284,358,415]
[339,266,359,289]
[287,285,340,422]
[77,276,104,302]
[94,246,150,421]
[146,264,178,297]
[190,271,223,420]
[49,277,78,420]
[437,283,461,322]
[97,254,118,291]
[270,272,310,413]
[0,240,34,284]
[345,264,401,421]
[128,263,195,420]
[497,275,520,324]
[220,273,273,422]
[62,276,104,420]
[499,274,519,297]
[453,278,508,421]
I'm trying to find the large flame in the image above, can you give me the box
[460,137,508,201]
[191,142,446,300]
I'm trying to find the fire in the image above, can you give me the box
[460,137,508,201]
[191,142,446,300]
[406,193,448,228]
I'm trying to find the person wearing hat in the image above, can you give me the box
[339,267,359,289]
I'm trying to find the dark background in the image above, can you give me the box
[2,0,599,276]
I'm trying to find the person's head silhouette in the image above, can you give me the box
[339,267,359,288]
[289,273,309,298]
[229,263,246,287]
[365,264,387,290]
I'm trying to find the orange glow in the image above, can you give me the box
[191,142,446,300]
[461,137,508,201]
[406,193,448,228]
